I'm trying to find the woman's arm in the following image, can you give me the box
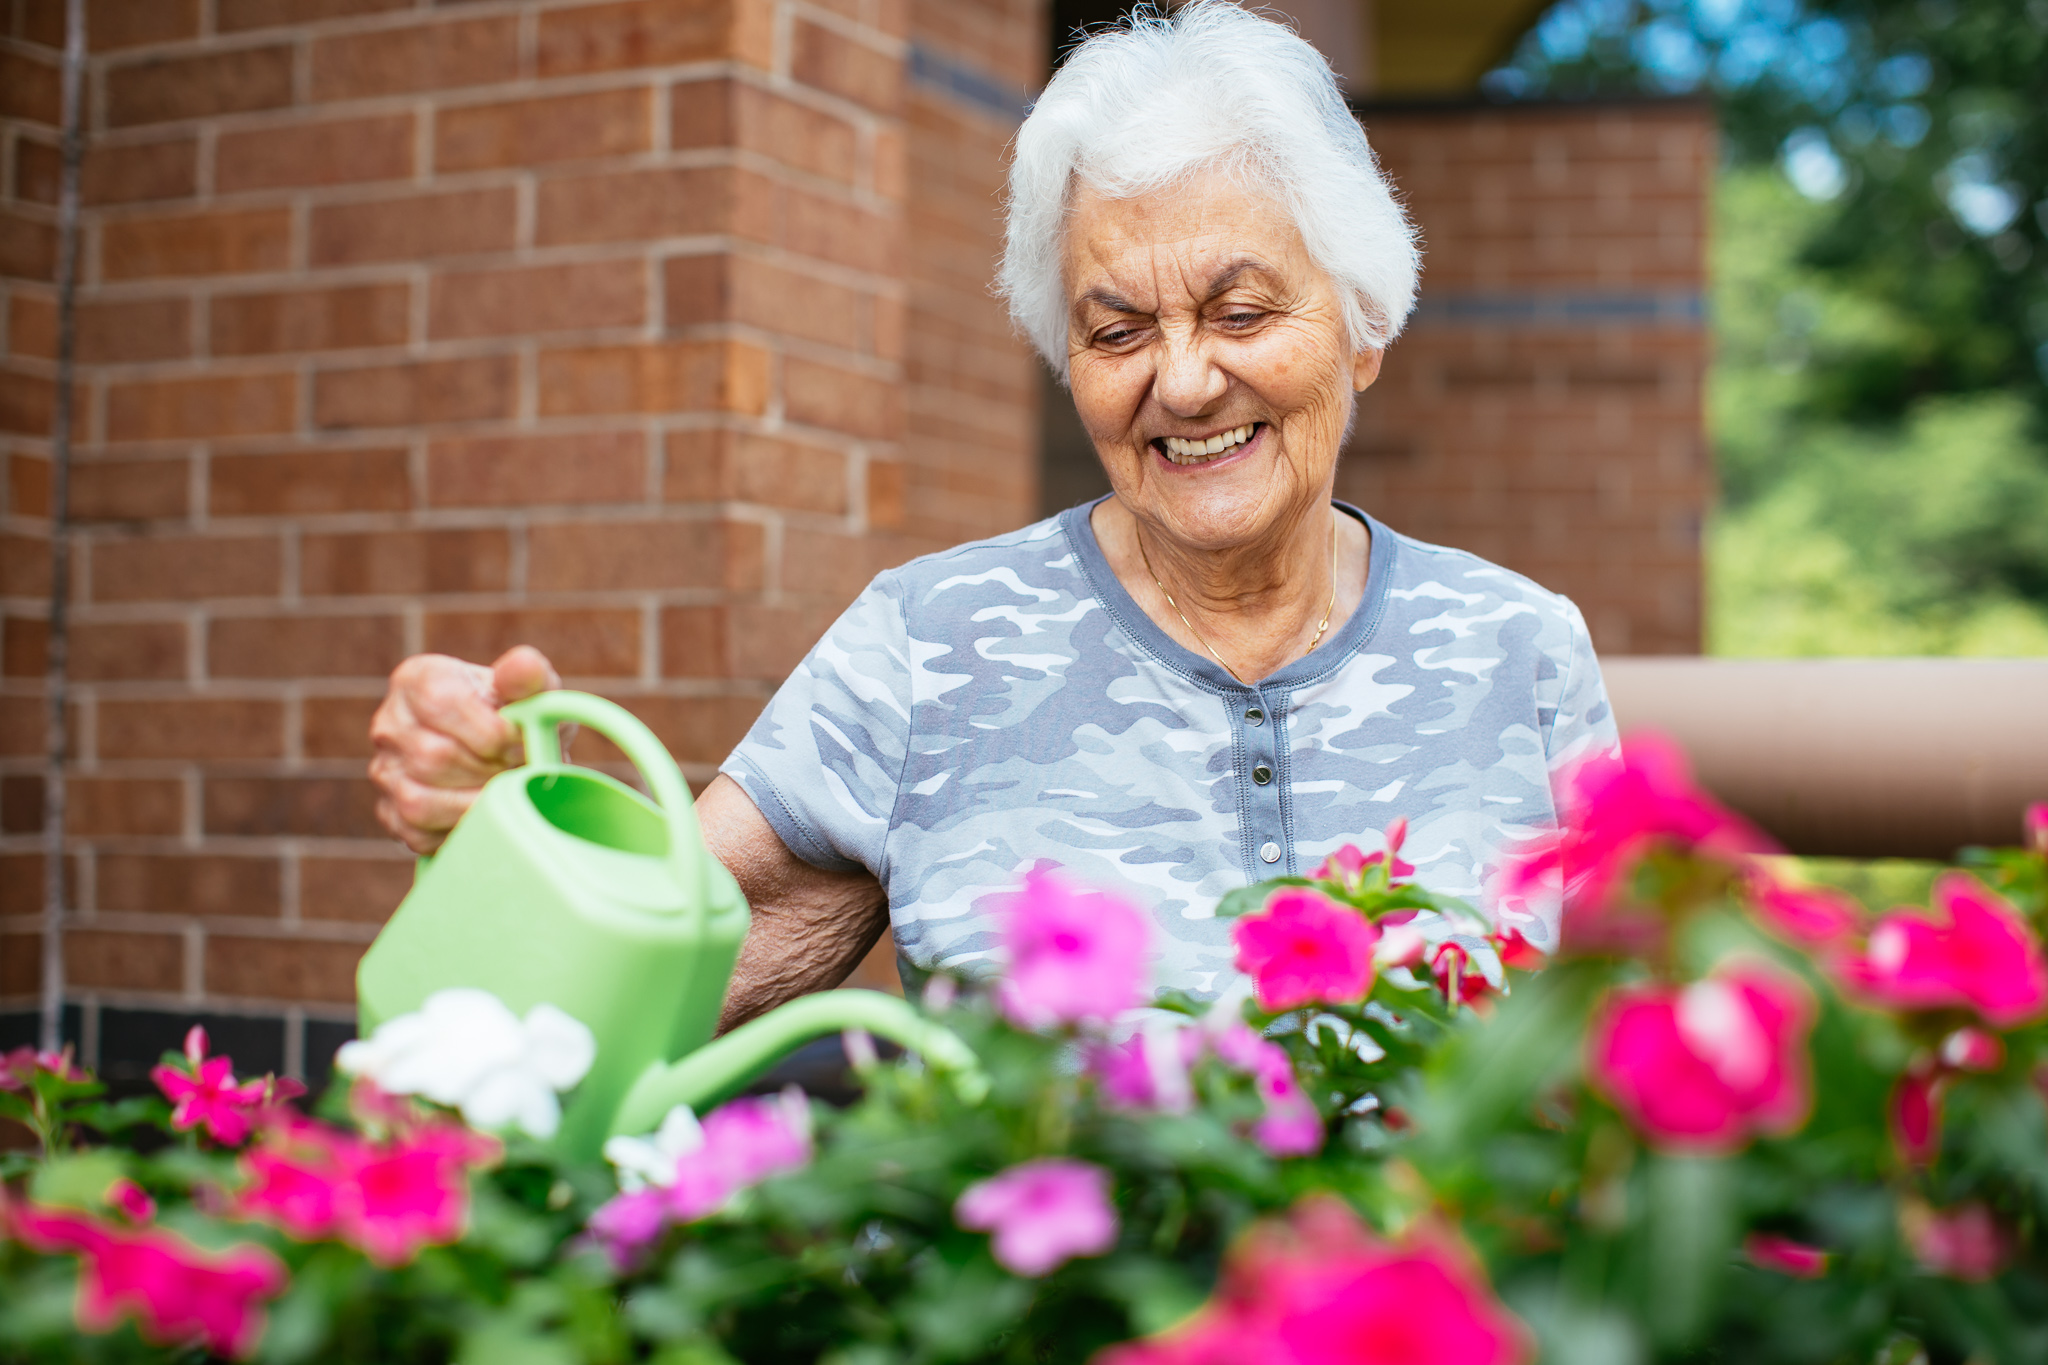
[369,650,891,1032]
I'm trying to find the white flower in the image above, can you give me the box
[336,988,596,1139]
[602,1103,705,1192]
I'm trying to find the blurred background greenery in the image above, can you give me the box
[1488,0,2048,655]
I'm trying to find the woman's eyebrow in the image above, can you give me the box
[1079,287,1141,314]
[1201,259,1275,298]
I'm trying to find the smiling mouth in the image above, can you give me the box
[1155,423,1261,467]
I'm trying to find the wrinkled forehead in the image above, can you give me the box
[1060,169,1314,312]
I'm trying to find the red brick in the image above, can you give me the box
[662,429,849,514]
[73,456,189,521]
[310,15,520,102]
[217,0,410,31]
[15,134,198,206]
[784,356,899,438]
[665,252,875,352]
[536,0,766,76]
[0,211,59,281]
[73,620,189,681]
[313,355,516,430]
[204,776,382,838]
[0,853,47,917]
[101,207,291,280]
[301,696,381,760]
[791,19,901,114]
[1,532,49,595]
[10,295,192,364]
[0,695,42,757]
[0,48,61,125]
[430,260,645,340]
[537,340,770,417]
[611,695,761,765]
[300,528,509,596]
[435,87,652,172]
[68,929,183,992]
[97,853,280,918]
[211,447,411,516]
[208,614,404,679]
[426,608,642,677]
[671,78,860,186]
[301,856,412,924]
[0,931,40,994]
[426,430,647,507]
[105,372,295,441]
[210,283,410,357]
[535,165,727,247]
[527,518,763,592]
[867,456,905,528]
[205,935,363,1003]
[659,603,836,680]
[106,45,295,127]
[1,774,43,834]
[0,371,53,436]
[98,697,286,762]
[216,113,415,192]
[22,0,200,50]
[91,534,280,603]
[780,182,896,274]
[70,777,184,837]
[310,187,516,266]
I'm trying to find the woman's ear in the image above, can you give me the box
[1352,346,1384,393]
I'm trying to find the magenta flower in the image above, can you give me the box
[1085,1028,1201,1112]
[1890,1066,1943,1169]
[1745,1233,1829,1279]
[1830,873,2048,1028]
[9,1200,286,1359]
[1233,888,1379,1011]
[1313,818,1415,887]
[105,1179,157,1225]
[1509,733,1773,924]
[0,1044,87,1090]
[1586,961,1815,1153]
[996,870,1151,1029]
[1744,873,1860,947]
[1211,1023,1326,1157]
[2026,801,2047,855]
[151,1026,289,1147]
[1901,1199,2009,1281]
[585,1188,670,1267]
[1940,1026,2004,1072]
[1493,925,1548,971]
[1100,1197,1529,1365]
[956,1157,1118,1277]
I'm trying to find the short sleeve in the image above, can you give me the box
[1544,597,1620,778]
[720,576,912,875]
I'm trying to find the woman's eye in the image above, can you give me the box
[1219,311,1263,328]
[1096,328,1139,347]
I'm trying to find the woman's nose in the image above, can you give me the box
[1150,332,1228,417]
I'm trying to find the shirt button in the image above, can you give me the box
[1259,841,1281,864]
[1252,764,1273,785]
[1245,707,1265,726]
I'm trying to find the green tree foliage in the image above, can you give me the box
[1488,0,2048,653]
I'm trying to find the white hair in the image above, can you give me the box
[999,0,1421,382]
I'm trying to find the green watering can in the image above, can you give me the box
[356,690,983,1160]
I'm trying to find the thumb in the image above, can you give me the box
[490,645,561,705]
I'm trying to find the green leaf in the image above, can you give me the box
[28,1150,125,1211]
[1644,1154,1736,1348]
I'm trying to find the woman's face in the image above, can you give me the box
[1062,167,1381,553]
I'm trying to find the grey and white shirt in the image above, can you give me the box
[723,499,1617,997]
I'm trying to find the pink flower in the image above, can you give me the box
[1099,1197,1529,1365]
[956,1157,1118,1277]
[1940,1026,2004,1072]
[105,1179,156,1225]
[996,870,1151,1029]
[1509,733,1773,924]
[151,1026,284,1147]
[1233,888,1379,1011]
[1430,942,1497,1010]
[585,1189,670,1267]
[1831,873,2048,1028]
[2026,801,2047,855]
[1086,1029,1200,1112]
[1212,1023,1325,1157]
[235,1113,498,1267]
[1585,961,1815,1153]
[1744,873,1860,947]
[9,1200,286,1359]
[1901,1199,2009,1281]
[1745,1233,1829,1279]
[1493,926,1547,971]
[1313,819,1415,887]
[0,1044,87,1090]
[1890,1066,1943,1169]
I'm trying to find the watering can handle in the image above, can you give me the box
[499,691,710,891]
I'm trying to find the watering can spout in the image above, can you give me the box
[611,989,988,1138]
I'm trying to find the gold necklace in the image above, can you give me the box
[1135,515,1338,686]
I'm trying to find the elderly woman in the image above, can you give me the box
[369,1,1616,1023]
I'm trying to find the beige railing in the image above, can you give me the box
[1601,658,2048,860]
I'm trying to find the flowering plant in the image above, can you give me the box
[3,764,2046,1364]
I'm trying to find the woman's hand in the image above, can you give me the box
[368,645,561,854]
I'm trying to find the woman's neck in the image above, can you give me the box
[1091,495,1370,684]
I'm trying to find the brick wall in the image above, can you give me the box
[1340,100,1712,655]
[0,0,1046,1080]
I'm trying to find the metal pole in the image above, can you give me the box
[40,0,88,1055]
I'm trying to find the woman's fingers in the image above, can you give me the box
[371,759,483,854]
[490,645,560,704]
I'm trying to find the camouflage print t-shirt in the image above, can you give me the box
[722,500,1618,998]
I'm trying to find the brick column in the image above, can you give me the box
[0,0,1035,1081]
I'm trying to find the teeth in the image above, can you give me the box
[1161,424,1255,465]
